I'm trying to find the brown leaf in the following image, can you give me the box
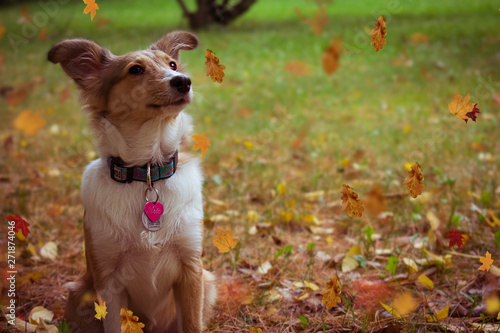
[320,275,341,309]
[369,16,387,51]
[4,76,44,107]
[285,60,311,76]
[205,49,226,83]
[340,184,365,218]
[448,93,474,121]
[322,38,342,75]
[403,162,425,198]
[295,6,329,36]
[59,87,71,103]
[365,184,386,215]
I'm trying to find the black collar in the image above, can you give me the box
[107,151,178,184]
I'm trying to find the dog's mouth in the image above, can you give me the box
[147,98,188,109]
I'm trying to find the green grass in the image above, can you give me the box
[1,0,500,331]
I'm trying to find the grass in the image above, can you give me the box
[1,0,500,331]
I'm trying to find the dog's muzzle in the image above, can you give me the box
[170,76,191,94]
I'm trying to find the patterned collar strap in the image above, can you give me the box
[107,151,178,184]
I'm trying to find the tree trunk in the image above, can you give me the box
[176,0,258,30]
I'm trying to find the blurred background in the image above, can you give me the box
[0,0,499,331]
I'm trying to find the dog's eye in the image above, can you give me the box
[129,65,144,75]
[169,62,177,71]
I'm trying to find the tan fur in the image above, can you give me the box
[50,32,217,333]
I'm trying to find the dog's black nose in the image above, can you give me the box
[170,76,191,94]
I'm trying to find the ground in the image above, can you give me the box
[0,0,500,332]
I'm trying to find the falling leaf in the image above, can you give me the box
[13,110,46,136]
[285,60,311,76]
[479,251,494,272]
[385,256,398,275]
[426,303,449,322]
[40,241,58,261]
[205,49,226,83]
[38,27,47,41]
[120,308,145,333]
[295,6,329,36]
[320,275,341,309]
[417,275,434,290]
[5,214,31,238]
[445,228,464,250]
[403,162,425,198]
[322,38,342,75]
[213,228,239,253]
[340,184,365,218]
[249,328,263,333]
[29,306,54,325]
[83,0,99,21]
[0,21,5,39]
[94,297,107,320]
[369,16,387,51]
[192,133,211,157]
[448,93,478,122]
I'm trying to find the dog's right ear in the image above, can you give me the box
[48,39,112,89]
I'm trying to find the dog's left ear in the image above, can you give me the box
[150,31,199,61]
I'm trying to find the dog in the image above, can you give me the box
[48,31,217,333]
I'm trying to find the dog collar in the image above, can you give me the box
[107,151,178,184]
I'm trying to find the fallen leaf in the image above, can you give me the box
[382,292,418,318]
[59,87,71,103]
[94,297,107,320]
[485,295,500,315]
[304,280,320,291]
[409,32,429,44]
[35,321,58,333]
[257,261,272,274]
[285,60,311,76]
[13,110,46,136]
[320,275,341,309]
[40,241,58,261]
[340,184,365,218]
[448,93,476,122]
[213,228,239,253]
[403,162,425,198]
[29,306,54,325]
[385,256,398,275]
[445,228,464,250]
[249,328,263,333]
[5,214,31,238]
[4,77,44,106]
[205,49,226,83]
[83,0,99,21]
[322,38,342,75]
[192,133,211,157]
[369,16,387,51]
[120,308,145,333]
[417,275,434,290]
[479,251,494,272]
[276,182,287,195]
[426,303,449,322]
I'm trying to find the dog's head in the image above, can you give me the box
[48,31,199,126]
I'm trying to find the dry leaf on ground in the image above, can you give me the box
[321,275,341,309]
[213,228,239,253]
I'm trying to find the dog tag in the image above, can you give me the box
[142,201,164,231]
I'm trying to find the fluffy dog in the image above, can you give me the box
[48,31,216,333]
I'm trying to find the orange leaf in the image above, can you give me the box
[448,93,475,120]
[38,27,47,41]
[403,162,425,198]
[0,21,5,39]
[369,16,387,51]
[213,228,239,253]
[191,132,211,157]
[4,76,44,107]
[295,7,329,36]
[340,184,365,218]
[249,328,263,333]
[320,275,341,309]
[83,0,99,21]
[365,184,386,215]
[478,251,494,272]
[14,110,46,136]
[322,38,342,75]
[120,308,145,333]
[205,49,226,83]
[20,6,31,23]
[284,60,311,76]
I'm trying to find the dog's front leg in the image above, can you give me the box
[98,275,128,333]
[173,260,203,333]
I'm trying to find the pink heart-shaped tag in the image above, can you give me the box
[144,201,164,223]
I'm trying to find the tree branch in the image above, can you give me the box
[222,0,257,23]
[175,0,191,17]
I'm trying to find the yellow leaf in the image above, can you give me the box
[205,49,226,83]
[380,301,403,319]
[15,230,26,241]
[303,280,320,291]
[486,210,500,228]
[417,275,434,290]
[280,211,293,222]
[29,306,54,325]
[426,303,449,322]
[340,184,365,218]
[404,162,413,171]
[249,328,263,333]
[247,210,259,222]
[479,251,494,272]
[40,241,58,261]
[213,228,239,253]
[277,182,287,195]
[120,308,145,333]
[303,215,320,225]
[448,93,474,120]
[341,255,359,272]
[83,0,99,21]
[14,110,46,136]
[486,295,500,315]
[346,245,362,256]
[369,16,387,51]
[244,141,254,149]
[426,211,440,231]
[392,292,417,316]
[94,298,107,320]
[191,133,211,157]
[403,162,425,198]
[320,275,341,309]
